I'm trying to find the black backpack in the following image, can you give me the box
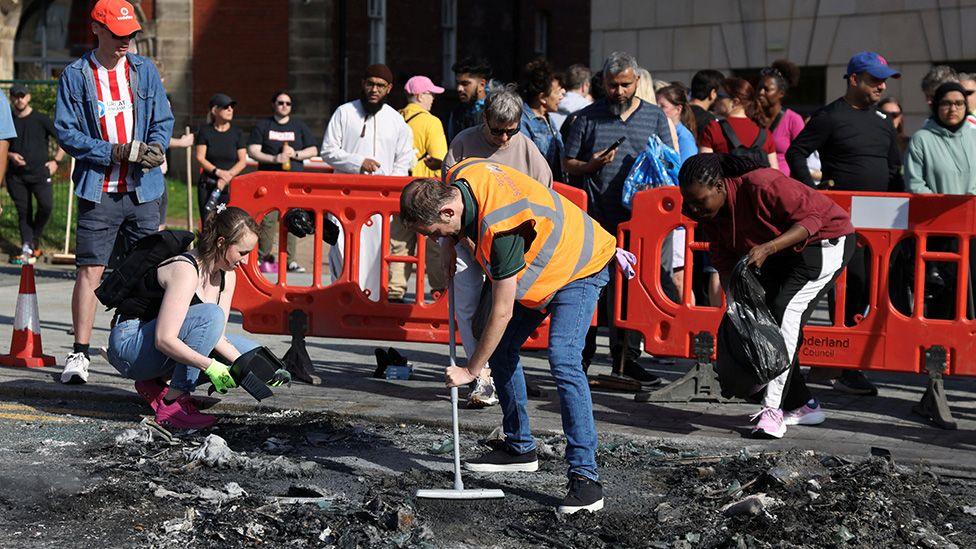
[718,119,770,167]
[95,230,195,310]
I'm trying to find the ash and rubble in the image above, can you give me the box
[4,410,974,548]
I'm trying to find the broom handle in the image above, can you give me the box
[448,279,464,491]
[63,158,75,255]
[185,126,193,234]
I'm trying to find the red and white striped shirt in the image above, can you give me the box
[89,56,135,193]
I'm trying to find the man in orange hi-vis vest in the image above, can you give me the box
[400,158,636,514]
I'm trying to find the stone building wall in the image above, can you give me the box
[590,0,976,132]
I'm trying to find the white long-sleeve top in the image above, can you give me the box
[320,100,416,175]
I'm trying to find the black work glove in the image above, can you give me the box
[110,142,133,164]
[140,142,166,169]
[111,140,150,165]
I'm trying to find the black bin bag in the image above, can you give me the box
[715,257,790,399]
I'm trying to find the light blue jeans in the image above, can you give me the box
[491,265,610,481]
[108,303,258,393]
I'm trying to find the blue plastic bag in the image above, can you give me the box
[622,135,681,209]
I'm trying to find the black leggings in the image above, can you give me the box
[6,173,53,249]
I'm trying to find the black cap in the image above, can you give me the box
[209,93,236,108]
[9,83,28,97]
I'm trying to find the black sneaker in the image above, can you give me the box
[464,447,538,473]
[833,370,878,396]
[558,475,604,514]
[620,360,663,386]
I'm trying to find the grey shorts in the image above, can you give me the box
[76,192,160,266]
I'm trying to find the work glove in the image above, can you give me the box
[267,369,291,387]
[139,142,166,169]
[615,248,637,280]
[204,359,237,394]
[111,142,136,164]
[111,140,156,166]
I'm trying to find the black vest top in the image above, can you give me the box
[115,253,225,322]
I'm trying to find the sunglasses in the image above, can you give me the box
[98,23,137,41]
[882,110,901,117]
[487,124,520,137]
[276,101,291,106]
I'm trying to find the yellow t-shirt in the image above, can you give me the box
[399,102,448,179]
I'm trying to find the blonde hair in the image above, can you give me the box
[635,68,657,105]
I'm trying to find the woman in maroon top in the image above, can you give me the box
[699,78,779,170]
[679,153,855,439]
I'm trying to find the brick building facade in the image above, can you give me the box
[7,0,589,178]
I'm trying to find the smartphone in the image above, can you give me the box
[601,136,627,157]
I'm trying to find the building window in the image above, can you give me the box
[534,11,550,58]
[14,0,80,79]
[441,0,457,87]
[368,0,386,65]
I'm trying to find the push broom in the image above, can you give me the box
[416,279,505,500]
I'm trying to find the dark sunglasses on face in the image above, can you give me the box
[276,101,291,106]
[98,23,137,41]
[488,124,520,137]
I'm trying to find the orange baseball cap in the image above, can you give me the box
[91,0,142,36]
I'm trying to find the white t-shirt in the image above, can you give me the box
[89,56,135,193]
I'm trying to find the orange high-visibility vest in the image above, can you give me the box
[445,158,615,308]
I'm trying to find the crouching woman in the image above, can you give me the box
[678,153,855,439]
[107,207,261,429]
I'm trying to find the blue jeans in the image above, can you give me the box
[490,265,610,481]
[107,303,259,393]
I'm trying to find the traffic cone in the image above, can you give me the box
[0,265,55,368]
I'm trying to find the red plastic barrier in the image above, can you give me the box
[617,186,976,377]
[229,172,588,349]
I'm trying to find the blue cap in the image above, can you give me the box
[844,51,900,80]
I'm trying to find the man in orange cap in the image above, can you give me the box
[54,0,174,385]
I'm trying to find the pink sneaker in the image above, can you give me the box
[134,379,168,411]
[155,394,217,430]
[750,407,786,439]
[259,260,277,274]
[784,400,826,426]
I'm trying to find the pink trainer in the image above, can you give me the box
[134,379,168,412]
[155,394,217,430]
[784,401,826,426]
[750,407,786,439]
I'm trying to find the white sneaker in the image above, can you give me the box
[61,352,90,384]
[467,375,499,408]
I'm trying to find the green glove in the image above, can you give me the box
[204,359,237,393]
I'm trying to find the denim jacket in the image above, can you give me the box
[55,52,174,204]
[519,102,564,181]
